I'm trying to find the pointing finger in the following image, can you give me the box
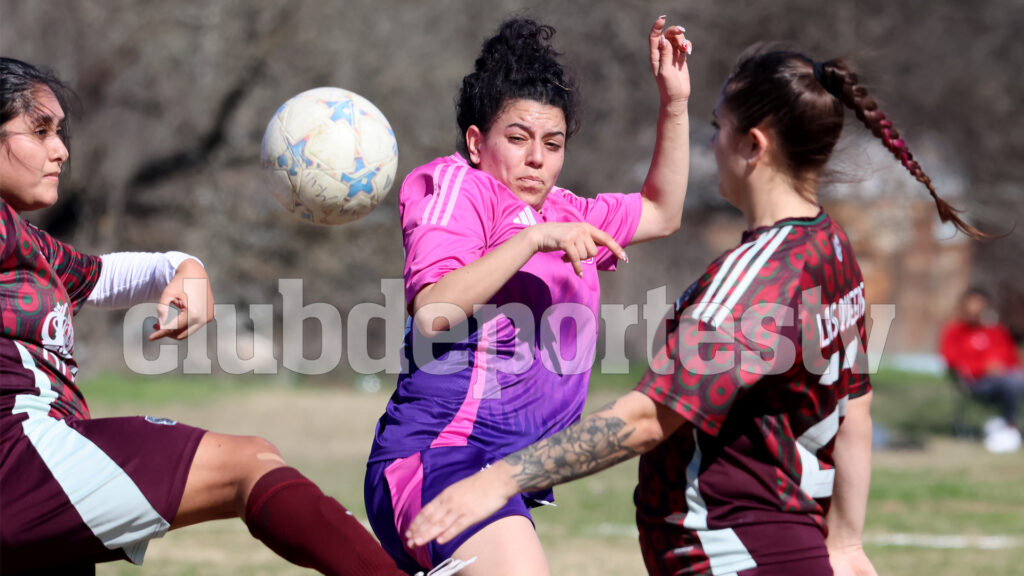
[589,227,629,263]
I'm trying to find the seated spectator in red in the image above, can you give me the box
[940,288,1024,450]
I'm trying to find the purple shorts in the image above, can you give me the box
[0,412,205,573]
[364,445,553,573]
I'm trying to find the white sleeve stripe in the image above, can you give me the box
[690,240,756,321]
[429,164,457,224]
[710,225,792,327]
[439,166,468,226]
[526,207,537,226]
[692,231,775,322]
[421,163,447,223]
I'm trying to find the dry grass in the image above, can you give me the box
[87,381,1023,575]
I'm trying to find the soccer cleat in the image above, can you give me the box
[414,556,477,576]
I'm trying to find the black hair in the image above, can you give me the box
[721,46,986,239]
[455,18,579,158]
[964,286,991,302]
[0,57,73,148]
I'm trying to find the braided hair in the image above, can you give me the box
[721,46,985,239]
[455,18,579,160]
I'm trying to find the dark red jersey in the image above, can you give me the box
[634,211,870,575]
[1,200,101,421]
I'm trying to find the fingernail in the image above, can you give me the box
[683,40,693,55]
[623,253,630,263]
[659,36,665,48]
[659,14,666,19]
[678,26,686,33]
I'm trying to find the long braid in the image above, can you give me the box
[820,61,989,240]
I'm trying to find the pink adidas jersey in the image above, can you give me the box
[370,153,643,467]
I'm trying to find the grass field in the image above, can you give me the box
[84,369,1024,575]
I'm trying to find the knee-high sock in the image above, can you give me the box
[245,467,404,576]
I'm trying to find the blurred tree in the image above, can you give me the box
[2,0,1020,374]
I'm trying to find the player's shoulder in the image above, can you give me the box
[547,186,580,202]
[403,154,495,197]
[399,153,499,226]
[0,199,15,262]
[756,210,851,268]
[544,185,587,211]
[0,202,47,246]
[702,218,815,303]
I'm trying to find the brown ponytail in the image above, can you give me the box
[819,60,989,240]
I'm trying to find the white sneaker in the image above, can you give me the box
[983,417,1008,436]
[984,424,1022,453]
[414,557,477,576]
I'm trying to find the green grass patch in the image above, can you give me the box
[854,368,997,439]
[77,371,269,407]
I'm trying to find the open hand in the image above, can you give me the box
[406,464,517,548]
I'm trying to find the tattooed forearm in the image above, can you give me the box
[503,406,641,493]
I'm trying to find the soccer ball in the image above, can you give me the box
[261,87,398,225]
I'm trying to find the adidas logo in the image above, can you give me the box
[512,207,538,226]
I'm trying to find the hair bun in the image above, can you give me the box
[455,17,580,156]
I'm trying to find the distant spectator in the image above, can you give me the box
[940,288,1024,452]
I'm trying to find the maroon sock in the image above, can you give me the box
[245,467,405,576]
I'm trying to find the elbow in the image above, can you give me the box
[632,413,669,454]
[647,217,681,241]
[660,215,682,237]
[413,314,451,339]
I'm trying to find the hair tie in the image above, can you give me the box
[812,60,842,99]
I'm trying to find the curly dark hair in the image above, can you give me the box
[455,18,579,158]
[0,57,73,149]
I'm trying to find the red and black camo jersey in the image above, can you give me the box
[634,210,870,575]
[1,200,101,421]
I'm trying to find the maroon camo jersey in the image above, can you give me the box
[634,210,870,575]
[1,200,101,421]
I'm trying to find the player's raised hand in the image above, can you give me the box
[529,222,628,277]
[406,463,518,548]
[649,15,691,107]
[149,259,215,341]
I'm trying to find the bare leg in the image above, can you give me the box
[450,516,550,576]
[170,431,403,575]
[171,431,283,528]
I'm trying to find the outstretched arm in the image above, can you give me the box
[406,391,686,547]
[84,251,214,341]
[632,16,692,244]
[826,391,878,576]
[412,222,626,336]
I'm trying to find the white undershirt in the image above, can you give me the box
[86,251,202,309]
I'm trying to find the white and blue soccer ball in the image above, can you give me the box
[261,87,398,225]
